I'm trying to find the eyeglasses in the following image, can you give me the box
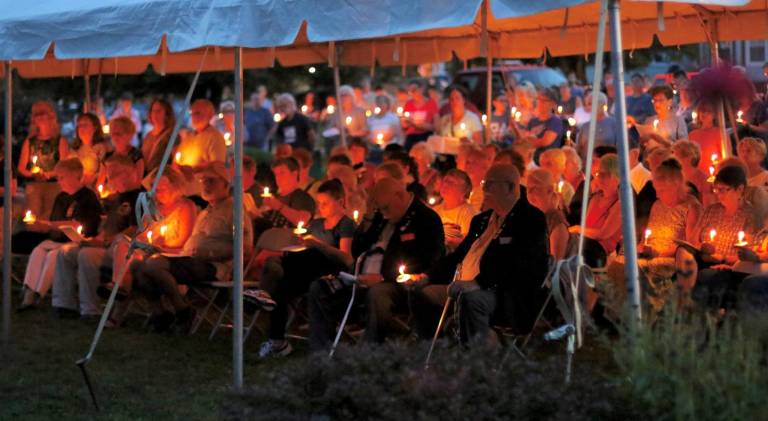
[713,185,736,194]
[481,179,514,191]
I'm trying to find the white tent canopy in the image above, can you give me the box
[0,0,761,78]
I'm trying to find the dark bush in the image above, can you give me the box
[222,341,637,420]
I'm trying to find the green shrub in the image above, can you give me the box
[613,313,768,421]
[222,341,635,420]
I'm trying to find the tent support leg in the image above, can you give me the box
[233,46,245,391]
[2,62,12,344]
[608,0,642,330]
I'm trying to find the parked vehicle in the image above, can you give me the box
[452,65,568,110]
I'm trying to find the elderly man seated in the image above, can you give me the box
[410,164,550,345]
[307,177,444,350]
[133,161,253,332]
[51,155,144,319]
[176,99,227,169]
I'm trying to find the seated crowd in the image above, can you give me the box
[9,74,768,359]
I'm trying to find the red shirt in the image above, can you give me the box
[689,127,723,173]
[403,99,439,135]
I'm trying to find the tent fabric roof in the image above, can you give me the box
[0,0,757,78]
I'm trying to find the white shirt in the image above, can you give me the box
[630,163,651,194]
[438,111,483,141]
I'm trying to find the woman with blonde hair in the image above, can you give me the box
[526,168,569,261]
[18,100,70,219]
[409,141,439,196]
[737,137,768,190]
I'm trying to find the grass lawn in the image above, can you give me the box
[0,278,621,420]
[0,295,282,421]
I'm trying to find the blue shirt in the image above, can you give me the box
[244,106,274,150]
[528,115,564,164]
[626,93,655,122]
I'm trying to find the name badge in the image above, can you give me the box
[499,237,512,245]
[400,233,415,242]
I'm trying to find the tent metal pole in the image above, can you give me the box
[482,0,492,144]
[608,0,642,329]
[2,61,12,343]
[333,43,347,148]
[708,18,730,158]
[233,47,245,390]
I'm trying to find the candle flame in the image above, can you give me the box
[481,114,487,123]
[160,225,168,237]
[567,117,577,127]
[404,111,411,118]
[514,111,522,122]
[738,231,745,243]
[399,265,406,275]
[353,210,359,222]
[365,110,372,118]
[147,230,153,244]
[653,119,659,130]
[23,210,35,223]
[557,181,564,194]
[76,225,83,235]
[326,105,335,114]
[273,113,282,123]
[345,116,352,126]
[459,122,466,131]
[102,124,110,134]
[428,197,436,205]
[262,187,271,197]
[301,105,308,113]
[692,111,698,121]
[557,105,563,114]
[396,107,404,116]
[174,151,182,164]
[374,106,381,114]
[709,229,717,241]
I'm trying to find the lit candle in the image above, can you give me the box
[396,107,404,116]
[644,228,652,246]
[374,106,381,115]
[510,106,517,117]
[514,111,522,122]
[160,224,168,237]
[224,132,232,146]
[736,230,747,246]
[737,110,744,123]
[459,122,466,132]
[691,111,698,121]
[326,105,335,115]
[396,264,412,283]
[31,155,40,174]
[23,210,36,224]
[376,133,384,145]
[708,166,716,183]
[353,210,359,223]
[76,225,83,236]
[709,229,717,242]
[147,230,153,244]
[293,221,307,235]
[301,105,309,113]
[566,130,572,143]
[567,117,577,127]
[273,113,282,123]
[102,124,110,134]
[261,187,272,198]
[404,111,411,118]
[428,197,436,206]
[557,180,564,194]
[365,110,372,118]
[217,113,224,119]
[97,184,109,199]
[652,119,659,132]
[174,151,182,164]
[603,104,608,114]
[345,116,352,126]
[481,114,487,124]
[556,105,563,115]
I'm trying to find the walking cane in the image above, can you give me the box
[424,265,461,369]
[328,251,367,359]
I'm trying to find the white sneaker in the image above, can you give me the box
[258,340,293,359]
[244,289,277,311]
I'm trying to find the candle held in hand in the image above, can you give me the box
[23,210,36,224]
[644,229,652,246]
[353,210,359,223]
[160,225,168,237]
[326,105,335,115]
[76,225,83,236]
[736,230,748,246]
[293,221,307,235]
[709,229,717,242]
[396,265,412,283]
[261,187,272,198]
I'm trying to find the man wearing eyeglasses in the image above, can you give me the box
[409,164,550,345]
